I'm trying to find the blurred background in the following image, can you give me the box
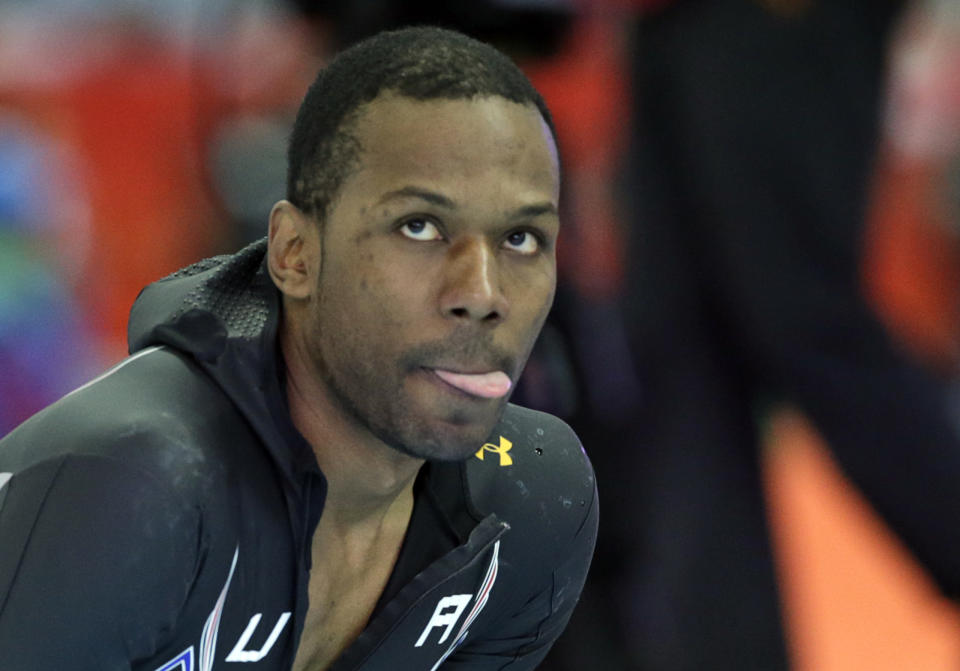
[2,0,960,669]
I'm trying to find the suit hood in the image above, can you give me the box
[127,238,318,487]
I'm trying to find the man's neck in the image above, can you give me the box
[280,320,423,524]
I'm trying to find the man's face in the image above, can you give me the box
[303,94,560,461]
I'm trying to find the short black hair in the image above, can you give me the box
[286,25,556,221]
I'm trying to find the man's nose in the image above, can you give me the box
[439,238,509,323]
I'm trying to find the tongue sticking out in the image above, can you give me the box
[433,369,512,399]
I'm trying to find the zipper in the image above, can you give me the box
[286,471,326,667]
[330,516,510,671]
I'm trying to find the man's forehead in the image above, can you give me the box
[351,93,550,141]
[349,95,557,174]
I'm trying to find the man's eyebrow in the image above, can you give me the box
[377,186,557,220]
[511,202,558,220]
[377,186,456,209]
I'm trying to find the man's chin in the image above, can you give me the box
[396,425,495,462]
[391,406,506,462]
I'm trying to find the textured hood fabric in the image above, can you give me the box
[127,238,319,487]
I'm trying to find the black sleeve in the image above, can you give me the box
[0,454,201,670]
[443,481,599,670]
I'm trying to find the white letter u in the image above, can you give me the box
[225,612,291,663]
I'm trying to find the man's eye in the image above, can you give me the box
[504,230,540,255]
[399,218,443,241]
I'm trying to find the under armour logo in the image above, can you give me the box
[475,436,513,466]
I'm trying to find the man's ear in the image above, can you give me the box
[267,200,320,300]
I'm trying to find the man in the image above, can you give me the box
[0,27,598,671]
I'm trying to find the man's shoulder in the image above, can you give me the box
[0,346,243,497]
[464,403,597,556]
[471,402,594,484]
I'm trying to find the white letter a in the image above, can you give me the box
[415,595,472,647]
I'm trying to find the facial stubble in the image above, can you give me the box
[308,276,533,462]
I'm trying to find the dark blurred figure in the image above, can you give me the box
[622,1,960,669]
[292,0,574,57]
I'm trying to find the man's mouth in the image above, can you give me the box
[431,369,513,399]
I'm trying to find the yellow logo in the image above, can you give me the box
[475,436,513,467]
